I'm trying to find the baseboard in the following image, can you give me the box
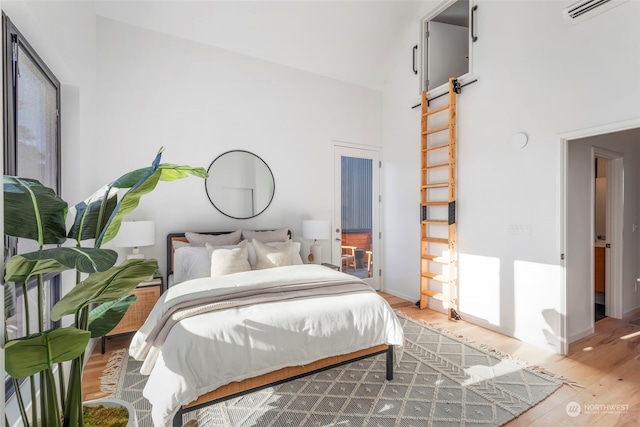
[569,326,594,344]
[381,288,417,305]
[456,311,516,339]
[623,304,640,318]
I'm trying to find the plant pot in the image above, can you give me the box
[83,398,138,427]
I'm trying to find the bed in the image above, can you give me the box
[129,229,405,427]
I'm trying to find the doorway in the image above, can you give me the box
[333,144,381,290]
[563,123,636,354]
[592,148,623,322]
[593,155,608,322]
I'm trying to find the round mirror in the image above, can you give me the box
[205,150,275,219]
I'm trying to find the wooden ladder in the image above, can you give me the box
[419,77,460,321]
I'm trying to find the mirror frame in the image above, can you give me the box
[204,150,275,219]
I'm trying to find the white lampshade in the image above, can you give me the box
[302,220,329,241]
[111,220,155,259]
[302,220,329,264]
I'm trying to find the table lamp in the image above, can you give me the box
[302,220,329,264]
[111,220,156,259]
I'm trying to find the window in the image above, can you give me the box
[2,13,62,400]
[341,156,373,233]
[420,0,476,93]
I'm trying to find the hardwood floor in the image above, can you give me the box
[82,293,640,426]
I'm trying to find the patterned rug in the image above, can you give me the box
[105,312,564,426]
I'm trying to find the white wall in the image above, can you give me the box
[382,0,640,353]
[382,2,433,303]
[94,17,383,275]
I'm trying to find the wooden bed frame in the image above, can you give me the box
[165,230,395,427]
[173,344,394,426]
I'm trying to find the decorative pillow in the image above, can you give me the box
[207,240,251,276]
[289,241,303,265]
[247,240,302,268]
[253,239,293,270]
[173,246,211,284]
[241,228,289,243]
[185,230,242,247]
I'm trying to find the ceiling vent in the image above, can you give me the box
[562,0,629,23]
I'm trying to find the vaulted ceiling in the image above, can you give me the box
[94,1,433,91]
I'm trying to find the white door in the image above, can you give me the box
[333,144,381,290]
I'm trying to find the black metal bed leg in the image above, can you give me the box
[173,407,184,427]
[386,345,394,381]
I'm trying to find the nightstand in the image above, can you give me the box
[101,276,163,353]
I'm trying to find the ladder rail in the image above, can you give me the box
[419,77,459,321]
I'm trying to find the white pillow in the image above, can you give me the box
[207,240,251,276]
[172,240,191,250]
[241,228,289,243]
[185,230,242,247]
[247,240,302,268]
[253,239,293,270]
[289,241,303,265]
[173,242,246,284]
[173,246,210,284]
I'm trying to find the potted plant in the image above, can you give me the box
[3,147,207,427]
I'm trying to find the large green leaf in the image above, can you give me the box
[3,176,68,245]
[67,191,118,242]
[106,162,207,220]
[51,258,157,320]
[5,327,90,378]
[157,164,209,181]
[5,257,67,283]
[87,294,138,338]
[4,247,118,282]
[94,148,207,247]
[96,172,161,247]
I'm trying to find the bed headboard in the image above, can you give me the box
[166,229,292,279]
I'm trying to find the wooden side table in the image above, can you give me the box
[101,276,163,353]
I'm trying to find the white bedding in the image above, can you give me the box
[129,264,404,427]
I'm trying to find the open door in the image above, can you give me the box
[333,144,381,290]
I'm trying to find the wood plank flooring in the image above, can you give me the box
[82,292,640,426]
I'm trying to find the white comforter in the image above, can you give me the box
[129,264,405,427]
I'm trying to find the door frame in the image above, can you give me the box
[332,142,382,290]
[560,117,640,354]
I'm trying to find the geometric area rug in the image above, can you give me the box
[107,312,563,427]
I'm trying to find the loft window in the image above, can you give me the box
[420,0,476,93]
